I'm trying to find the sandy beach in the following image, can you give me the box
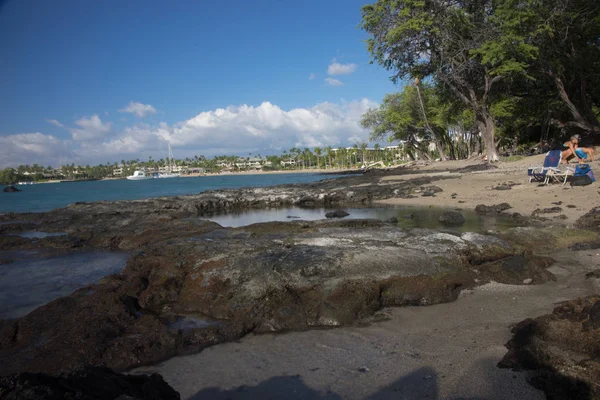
[373,156,600,225]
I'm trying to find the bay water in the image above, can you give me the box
[0,173,345,213]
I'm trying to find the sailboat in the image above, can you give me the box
[157,143,180,179]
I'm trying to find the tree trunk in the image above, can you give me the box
[476,110,500,162]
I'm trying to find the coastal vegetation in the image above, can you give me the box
[0,145,402,183]
[360,0,600,161]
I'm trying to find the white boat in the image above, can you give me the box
[126,170,152,180]
[157,143,180,179]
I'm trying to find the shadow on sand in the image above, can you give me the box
[189,366,491,400]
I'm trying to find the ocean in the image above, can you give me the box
[0,173,346,213]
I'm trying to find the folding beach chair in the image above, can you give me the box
[528,150,573,185]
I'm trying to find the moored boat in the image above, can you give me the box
[126,170,152,180]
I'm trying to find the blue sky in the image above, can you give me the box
[0,0,398,167]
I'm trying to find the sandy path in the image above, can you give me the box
[134,246,600,400]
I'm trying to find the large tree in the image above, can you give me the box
[361,0,535,161]
[498,0,600,135]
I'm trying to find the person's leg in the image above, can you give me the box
[579,147,594,162]
[561,148,573,164]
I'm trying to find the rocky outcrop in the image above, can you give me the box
[0,366,180,400]
[576,207,600,231]
[438,211,465,226]
[325,209,349,218]
[475,203,512,215]
[499,296,600,400]
[0,219,557,376]
[2,185,21,193]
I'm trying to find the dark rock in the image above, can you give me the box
[421,192,436,197]
[2,185,21,193]
[286,216,300,219]
[575,207,600,231]
[439,211,465,227]
[569,242,600,251]
[0,217,555,376]
[404,213,414,219]
[499,296,600,400]
[551,201,563,206]
[585,270,600,279]
[566,205,577,209]
[385,217,398,223]
[325,210,349,218]
[0,366,180,399]
[532,207,563,215]
[475,203,512,215]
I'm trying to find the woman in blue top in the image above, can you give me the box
[561,134,594,164]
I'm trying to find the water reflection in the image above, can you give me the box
[0,251,128,319]
[206,206,520,232]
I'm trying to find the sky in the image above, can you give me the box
[0,0,399,168]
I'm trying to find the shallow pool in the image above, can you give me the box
[206,205,521,232]
[0,251,129,319]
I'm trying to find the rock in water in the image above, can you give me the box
[475,203,512,215]
[385,217,398,223]
[3,185,21,193]
[439,211,465,226]
[0,366,180,400]
[325,210,349,218]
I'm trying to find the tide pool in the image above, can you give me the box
[0,173,346,213]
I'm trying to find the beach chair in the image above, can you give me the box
[528,150,572,185]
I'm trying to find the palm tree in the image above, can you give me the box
[314,147,322,169]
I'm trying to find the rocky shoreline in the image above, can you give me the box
[1,170,600,399]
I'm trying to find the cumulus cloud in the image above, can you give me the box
[327,59,357,75]
[308,73,315,80]
[0,133,72,168]
[1,99,379,167]
[325,77,344,87]
[46,119,64,128]
[118,101,157,118]
[70,114,112,141]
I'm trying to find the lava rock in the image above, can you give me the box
[499,296,600,400]
[0,366,180,400]
[575,207,600,231]
[475,203,512,215]
[532,207,563,215]
[568,242,600,251]
[325,210,349,218]
[439,211,465,227]
[2,185,21,193]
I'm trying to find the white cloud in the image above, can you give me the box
[327,60,357,75]
[308,73,315,80]
[46,119,64,128]
[0,99,379,167]
[118,101,157,118]
[70,114,112,141]
[325,77,344,86]
[0,133,72,168]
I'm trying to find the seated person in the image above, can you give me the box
[561,134,595,164]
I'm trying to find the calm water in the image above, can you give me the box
[0,251,128,319]
[208,206,520,232]
[0,173,344,213]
